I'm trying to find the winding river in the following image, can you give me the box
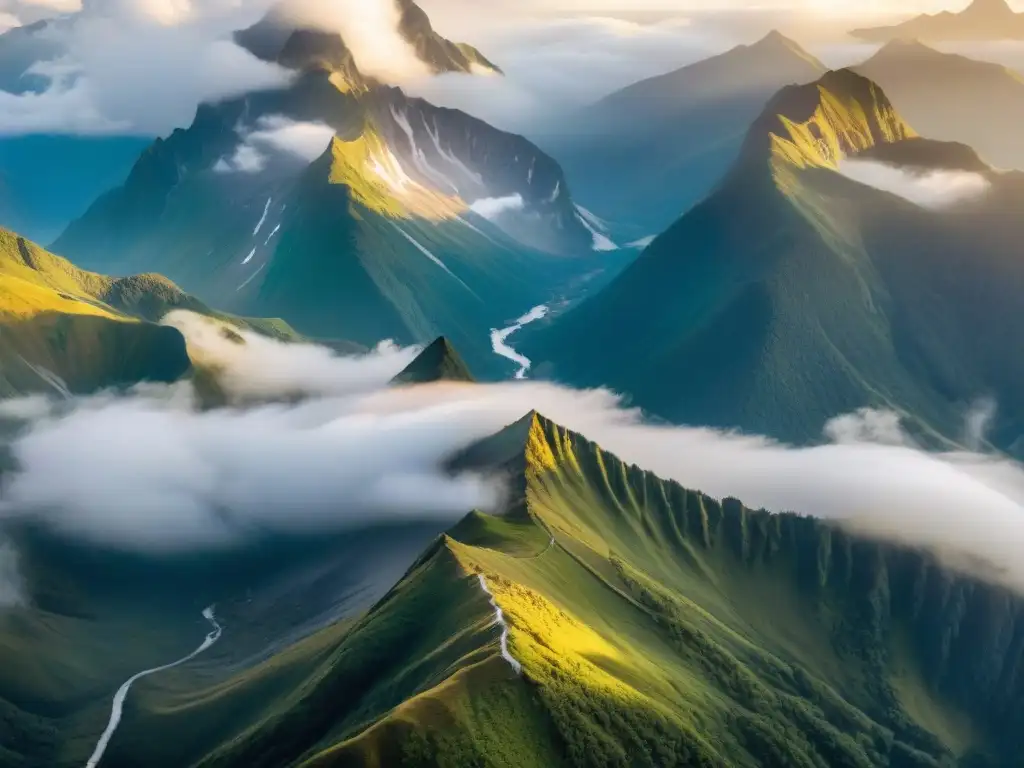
[85,606,222,768]
[490,305,548,379]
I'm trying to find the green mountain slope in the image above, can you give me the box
[854,39,1024,170]
[0,227,300,397]
[524,69,1024,453]
[393,336,474,384]
[534,31,826,233]
[77,412,1024,767]
[53,20,600,374]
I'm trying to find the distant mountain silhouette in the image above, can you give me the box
[850,0,1024,42]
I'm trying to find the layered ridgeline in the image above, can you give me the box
[53,8,602,373]
[534,32,826,234]
[854,40,1024,170]
[524,69,1024,452]
[0,227,258,396]
[850,0,1024,42]
[57,412,1024,767]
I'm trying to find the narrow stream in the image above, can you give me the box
[85,606,222,768]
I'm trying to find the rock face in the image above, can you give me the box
[850,0,1024,42]
[523,70,1024,453]
[52,2,599,372]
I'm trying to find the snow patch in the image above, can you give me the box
[627,235,656,249]
[470,194,525,219]
[392,225,475,294]
[252,197,272,236]
[575,206,618,251]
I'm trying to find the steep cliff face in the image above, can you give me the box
[91,410,1024,767]
[525,70,1024,453]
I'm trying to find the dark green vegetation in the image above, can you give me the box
[534,31,825,234]
[855,39,1024,170]
[526,69,1024,453]
[53,1,601,374]
[850,0,1024,42]
[33,411,1024,767]
[393,337,475,385]
[0,523,446,767]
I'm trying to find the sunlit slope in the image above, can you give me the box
[118,412,1024,766]
[526,69,1024,451]
[0,228,191,395]
[0,228,303,397]
[250,134,583,375]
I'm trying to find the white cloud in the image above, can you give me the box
[160,310,419,402]
[0,317,1023,604]
[469,193,524,219]
[0,1,292,136]
[280,0,430,83]
[0,11,21,31]
[838,157,992,209]
[213,114,334,173]
[244,114,334,160]
[405,15,730,133]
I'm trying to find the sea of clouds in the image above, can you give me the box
[0,309,1022,608]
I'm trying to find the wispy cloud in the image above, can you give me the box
[838,157,992,209]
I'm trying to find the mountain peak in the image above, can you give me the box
[752,29,796,49]
[738,69,914,173]
[964,0,1015,17]
[877,36,937,55]
[392,337,474,384]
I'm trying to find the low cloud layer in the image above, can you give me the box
[282,0,429,84]
[0,1,292,136]
[838,158,992,209]
[213,114,334,173]
[406,15,729,134]
[0,316,1023,604]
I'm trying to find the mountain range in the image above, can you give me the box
[524,68,1024,453]
[49,8,610,374]
[854,39,1024,170]
[13,405,1023,766]
[850,0,1024,42]
[4,6,1024,768]
[534,31,827,235]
